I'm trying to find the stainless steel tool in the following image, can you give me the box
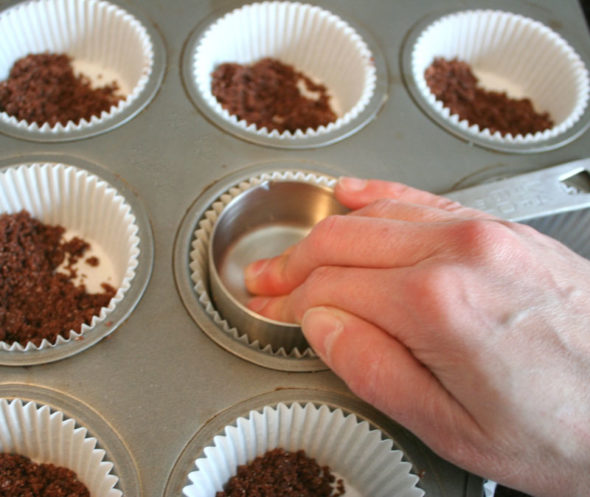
[209,180,347,351]
[447,158,590,222]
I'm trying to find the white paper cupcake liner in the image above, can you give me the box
[193,1,376,141]
[0,0,154,134]
[483,480,498,497]
[411,10,590,144]
[183,402,424,497]
[190,170,336,358]
[0,398,121,497]
[0,162,140,352]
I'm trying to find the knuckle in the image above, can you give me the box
[392,183,411,197]
[436,197,464,212]
[451,219,511,261]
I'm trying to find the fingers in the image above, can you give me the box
[245,176,499,297]
[335,176,494,219]
[244,213,450,296]
[248,294,293,322]
[247,265,398,325]
[300,306,476,452]
[335,176,457,210]
[246,264,448,352]
[349,197,482,223]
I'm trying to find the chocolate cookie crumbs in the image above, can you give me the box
[0,453,90,497]
[216,448,345,497]
[0,52,123,127]
[211,57,337,133]
[0,210,116,346]
[86,256,100,267]
[424,57,553,136]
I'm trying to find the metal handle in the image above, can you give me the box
[446,158,590,222]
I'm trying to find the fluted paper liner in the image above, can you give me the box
[183,402,424,497]
[411,10,590,144]
[190,171,337,358]
[193,1,376,140]
[0,398,121,497]
[0,163,140,351]
[0,0,153,133]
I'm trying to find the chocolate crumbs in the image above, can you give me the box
[216,448,345,497]
[211,57,337,133]
[0,210,116,346]
[0,52,123,127]
[424,57,553,136]
[0,453,90,497]
[85,256,100,267]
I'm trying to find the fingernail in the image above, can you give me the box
[244,258,270,281]
[301,307,343,363]
[338,176,367,192]
[247,296,270,313]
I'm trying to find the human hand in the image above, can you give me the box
[244,177,590,497]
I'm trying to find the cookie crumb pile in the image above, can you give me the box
[211,58,337,133]
[0,210,116,346]
[216,448,345,497]
[0,453,90,497]
[425,57,553,136]
[0,53,123,127]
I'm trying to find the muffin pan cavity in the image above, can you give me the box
[402,9,590,153]
[165,390,482,497]
[182,1,387,148]
[0,0,165,141]
[175,165,348,372]
[182,402,423,497]
[0,383,140,497]
[0,157,153,365]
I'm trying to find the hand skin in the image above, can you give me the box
[244,177,590,497]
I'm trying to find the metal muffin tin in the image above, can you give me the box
[1,0,589,496]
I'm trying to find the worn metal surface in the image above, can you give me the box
[447,159,590,221]
[1,0,589,496]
